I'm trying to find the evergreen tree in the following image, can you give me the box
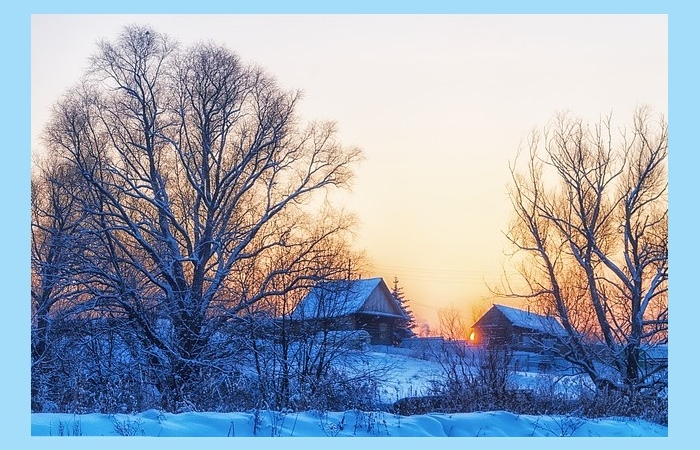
[391,276,417,343]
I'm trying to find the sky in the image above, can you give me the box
[30,14,668,333]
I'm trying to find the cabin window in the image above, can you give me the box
[379,322,388,341]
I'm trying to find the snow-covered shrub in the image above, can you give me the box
[32,318,159,414]
[423,340,668,425]
[423,341,517,413]
[113,417,145,436]
[390,395,447,416]
[294,367,380,412]
[578,385,667,426]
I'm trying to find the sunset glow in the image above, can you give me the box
[31,14,668,332]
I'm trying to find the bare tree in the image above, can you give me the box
[38,25,362,411]
[438,305,469,341]
[30,157,90,411]
[503,108,668,395]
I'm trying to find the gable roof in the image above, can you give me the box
[478,304,567,337]
[291,277,406,320]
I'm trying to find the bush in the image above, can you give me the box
[423,342,516,413]
[423,342,667,425]
[293,368,380,412]
[579,386,667,426]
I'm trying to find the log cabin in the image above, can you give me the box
[291,277,407,346]
[470,304,567,352]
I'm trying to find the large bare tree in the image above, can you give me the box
[504,108,667,395]
[37,25,362,411]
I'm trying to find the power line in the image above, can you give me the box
[374,263,493,274]
[374,263,503,276]
[372,264,504,284]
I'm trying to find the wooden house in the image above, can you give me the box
[470,304,567,352]
[290,277,407,346]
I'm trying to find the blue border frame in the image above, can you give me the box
[6,1,697,449]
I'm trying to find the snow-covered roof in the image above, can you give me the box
[493,304,567,336]
[291,277,405,320]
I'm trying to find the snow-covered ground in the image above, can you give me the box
[31,408,667,437]
[30,346,667,437]
[365,346,588,403]
[365,348,443,403]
